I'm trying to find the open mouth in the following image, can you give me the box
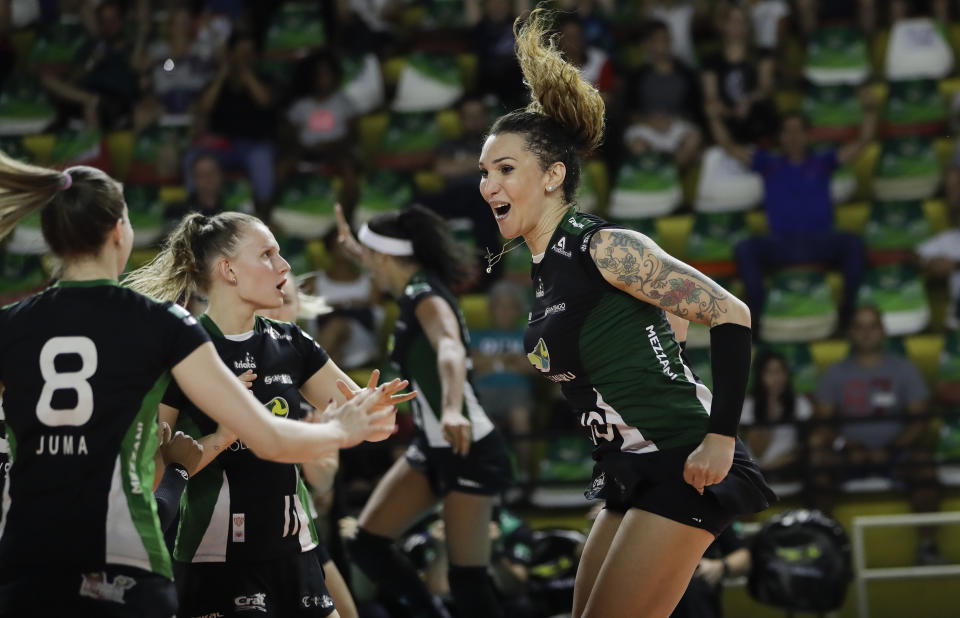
[276,278,287,292]
[493,204,511,221]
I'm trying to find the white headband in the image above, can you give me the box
[357,224,415,256]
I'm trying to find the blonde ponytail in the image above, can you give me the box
[0,150,67,242]
[514,6,605,153]
[124,211,259,304]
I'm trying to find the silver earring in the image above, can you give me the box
[547,185,555,192]
[232,277,238,285]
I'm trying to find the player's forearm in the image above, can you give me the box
[252,417,347,464]
[437,337,467,416]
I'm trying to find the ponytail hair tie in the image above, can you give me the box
[60,172,72,191]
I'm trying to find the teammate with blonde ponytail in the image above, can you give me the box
[0,154,403,618]
[478,8,776,617]
[127,211,411,618]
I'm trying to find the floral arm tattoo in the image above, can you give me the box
[589,228,731,326]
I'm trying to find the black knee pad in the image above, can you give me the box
[347,528,393,573]
[447,565,503,618]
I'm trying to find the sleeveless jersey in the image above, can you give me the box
[0,280,209,581]
[162,314,328,563]
[389,271,494,447]
[523,208,713,458]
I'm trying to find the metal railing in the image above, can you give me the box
[852,511,960,618]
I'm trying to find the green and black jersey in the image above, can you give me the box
[0,280,209,581]
[162,315,328,563]
[523,208,713,458]
[390,272,494,447]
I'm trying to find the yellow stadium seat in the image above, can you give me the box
[654,214,693,257]
[413,170,445,194]
[22,133,54,164]
[383,56,407,86]
[850,141,881,198]
[774,89,803,114]
[745,210,768,235]
[460,293,491,330]
[834,201,870,234]
[681,165,700,206]
[810,338,850,370]
[584,159,611,216]
[924,198,950,233]
[905,333,945,382]
[436,108,460,140]
[159,186,188,203]
[357,112,390,162]
[939,76,960,100]
[457,53,478,92]
[935,136,954,171]
[106,130,134,181]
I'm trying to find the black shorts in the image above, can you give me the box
[404,430,513,496]
[0,565,176,618]
[176,550,335,617]
[587,438,776,536]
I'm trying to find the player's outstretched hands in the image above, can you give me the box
[320,388,398,449]
[334,369,416,442]
[683,433,734,495]
[162,431,204,477]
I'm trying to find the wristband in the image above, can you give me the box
[707,323,752,436]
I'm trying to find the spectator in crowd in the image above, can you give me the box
[795,0,877,38]
[282,49,360,214]
[701,3,778,144]
[473,0,528,110]
[41,0,148,129]
[919,154,960,331]
[709,98,878,335]
[740,351,814,479]
[749,0,791,52]
[624,19,702,169]
[470,280,535,479]
[554,0,616,52]
[640,0,709,68]
[189,29,276,215]
[133,4,217,123]
[555,11,616,101]
[813,305,941,564]
[164,154,226,224]
[671,522,751,618]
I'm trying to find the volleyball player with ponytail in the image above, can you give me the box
[125,212,412,618]
[336,204,512,618]
[477,8,776,617]
[0,156,399,618]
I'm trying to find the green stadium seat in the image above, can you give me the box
[857,264,930,335]
[684,212,749,278]
[123,185,166,248]
[265,4,325,57]
[885,18,954,81]
[376,111,445,170]
[48,128,109,171]
[223,179,254,213]
[0,136,32,162]
[28,22,87,72]
[872,136,941,201]
[761,268,838,342]
[0,253,47,304]
[533,437,595,508]
[804,26,871,86]
[357,170,414,223]
[608,152,682,219]
[0,74,56,136]
[392,52,465,113]
[882,78,947,138]
[863,200,932,261]
[126,125,189,185]
[272,173,338,239]
[342,53,385,116]
[6,209,45,255]
[694,146,763,213]
[804,83,862,142]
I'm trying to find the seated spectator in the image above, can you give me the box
[307,229,380,371]
[701,4,778,143]
[813,305,941,564]
[709,101,877,334]
[41,0,147,129]
[281,49,359,213]
[916,195,960,331]
[555,11,616,101]
[133,4,216,123]
[671,522,751,618]
[641,0,708,68]
[473,0,528,110]
[188,30,276,214]
[164,154,226,224]
[555,0,615,52]
[740,351,814,478]
[624,19,702,169]
[749,0,791,52]
[470,280,534,478]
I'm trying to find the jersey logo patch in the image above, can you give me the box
[79,572,136,604]
[234,352,256,371]
[234,592,266,612]
[232,513,246,542]
[266,397,290,417]
[535,278,545,298]
[551,236,572,258]
[527,338,550,372]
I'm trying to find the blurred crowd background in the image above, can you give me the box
[1,0,960,616]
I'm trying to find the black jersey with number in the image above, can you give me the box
[0,280,210,582]
[162,314,329,563]
[389,271,495,448]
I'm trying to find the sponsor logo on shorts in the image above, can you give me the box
[302,595,335,609]
[234,592,267,613]
[232,513,245,543]
[457,477,482,489]
[78,572,136,604]
[551,236,572,258]
[263,373,293,385]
